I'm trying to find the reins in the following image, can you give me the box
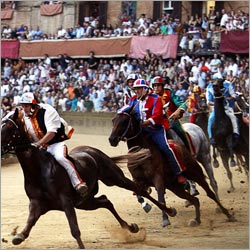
[117,112,142,142]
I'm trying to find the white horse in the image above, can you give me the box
[170,122,219,200]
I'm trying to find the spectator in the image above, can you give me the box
[87,51,98,70]
[83,95,94,112]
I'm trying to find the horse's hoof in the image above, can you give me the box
[168,207,177,217]
[227,187,235,193]
[142,202,152,213]
[213,161,219,168]
[130,223,139,233]
[188,219,200,227]
[162,219,171,227]
[230,160,236,167]
[12,233,25,245]
[227,216,237,222]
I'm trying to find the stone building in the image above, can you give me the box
[1,1,249,36]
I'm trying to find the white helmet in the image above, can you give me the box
[20,92,37,105]
[126,73,139,83]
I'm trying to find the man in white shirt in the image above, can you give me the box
[210,53,221,73]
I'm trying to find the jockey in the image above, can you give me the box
[151,76,193,155]
[206,75,240,145]
[123,73,140,105]
[19,92,88,197]
[123,78,187,184]
[188,85,207,123]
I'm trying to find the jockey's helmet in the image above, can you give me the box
[20,92,37,105]
[151,76,164,86]
[193,85,201,93]
[126,73,139,83]
[132,79,149,89]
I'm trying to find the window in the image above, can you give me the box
[121,1,137,24]
[163,1,173,11]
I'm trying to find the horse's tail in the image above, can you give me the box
[111,147,151,169]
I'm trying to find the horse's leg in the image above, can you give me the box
[12,199,44,245]
[153,175,171,227]
[184,180,200,208]
[193,175,236,222]
[76,195,139,233]
[100,169,176,217]
[212,146,219,168]
[61,197,85,249]
[168,184,201,227]
[220,150,235,192]
[156,188,171,227]
[136,195,152,213]
[226,137,236,167]
[197,153,219,200]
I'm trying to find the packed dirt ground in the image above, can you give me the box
[1,133,249,249]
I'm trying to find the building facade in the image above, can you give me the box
[1,1,249,37]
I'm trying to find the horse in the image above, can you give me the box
[108,106,236,227]
[233,93,249,176]
[1,108,176,249]
[193,95,209,139]
[166,122,219,202]
[211,82,249,192]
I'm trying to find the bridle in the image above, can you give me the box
[114,112,142,142]
[1,117,30,154]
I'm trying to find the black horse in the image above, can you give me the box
[1,108,175,249]
[211,81,249,192]
[108,107,236,227]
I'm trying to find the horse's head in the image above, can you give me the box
[109,105,141,147]
[212,78,225,97]
[1,108,29,154]
[198,95,208,112]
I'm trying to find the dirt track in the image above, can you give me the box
[1,133,249,249]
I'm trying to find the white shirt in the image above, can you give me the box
[23,103,61,142]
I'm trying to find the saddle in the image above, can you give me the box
[168,141,186,171]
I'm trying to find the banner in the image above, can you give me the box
[129,35,178,59]
[19,37,132,59]
[2,36,178,59]
[220,30,249,54]
[1,9,14,20]
[1,40,20,59]
[40,3,63,16]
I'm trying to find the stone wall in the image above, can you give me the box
[59,111,115,135]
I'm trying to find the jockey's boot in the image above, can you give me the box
[177,174,187,184]
[76,182,88,198]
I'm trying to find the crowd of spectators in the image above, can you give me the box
[1,8,249,53]
[1,7,249,117]
[1,47,249,118]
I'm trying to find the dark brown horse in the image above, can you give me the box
[211,82,249,192]
[108,106,236,227]
[1,108,175,249]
